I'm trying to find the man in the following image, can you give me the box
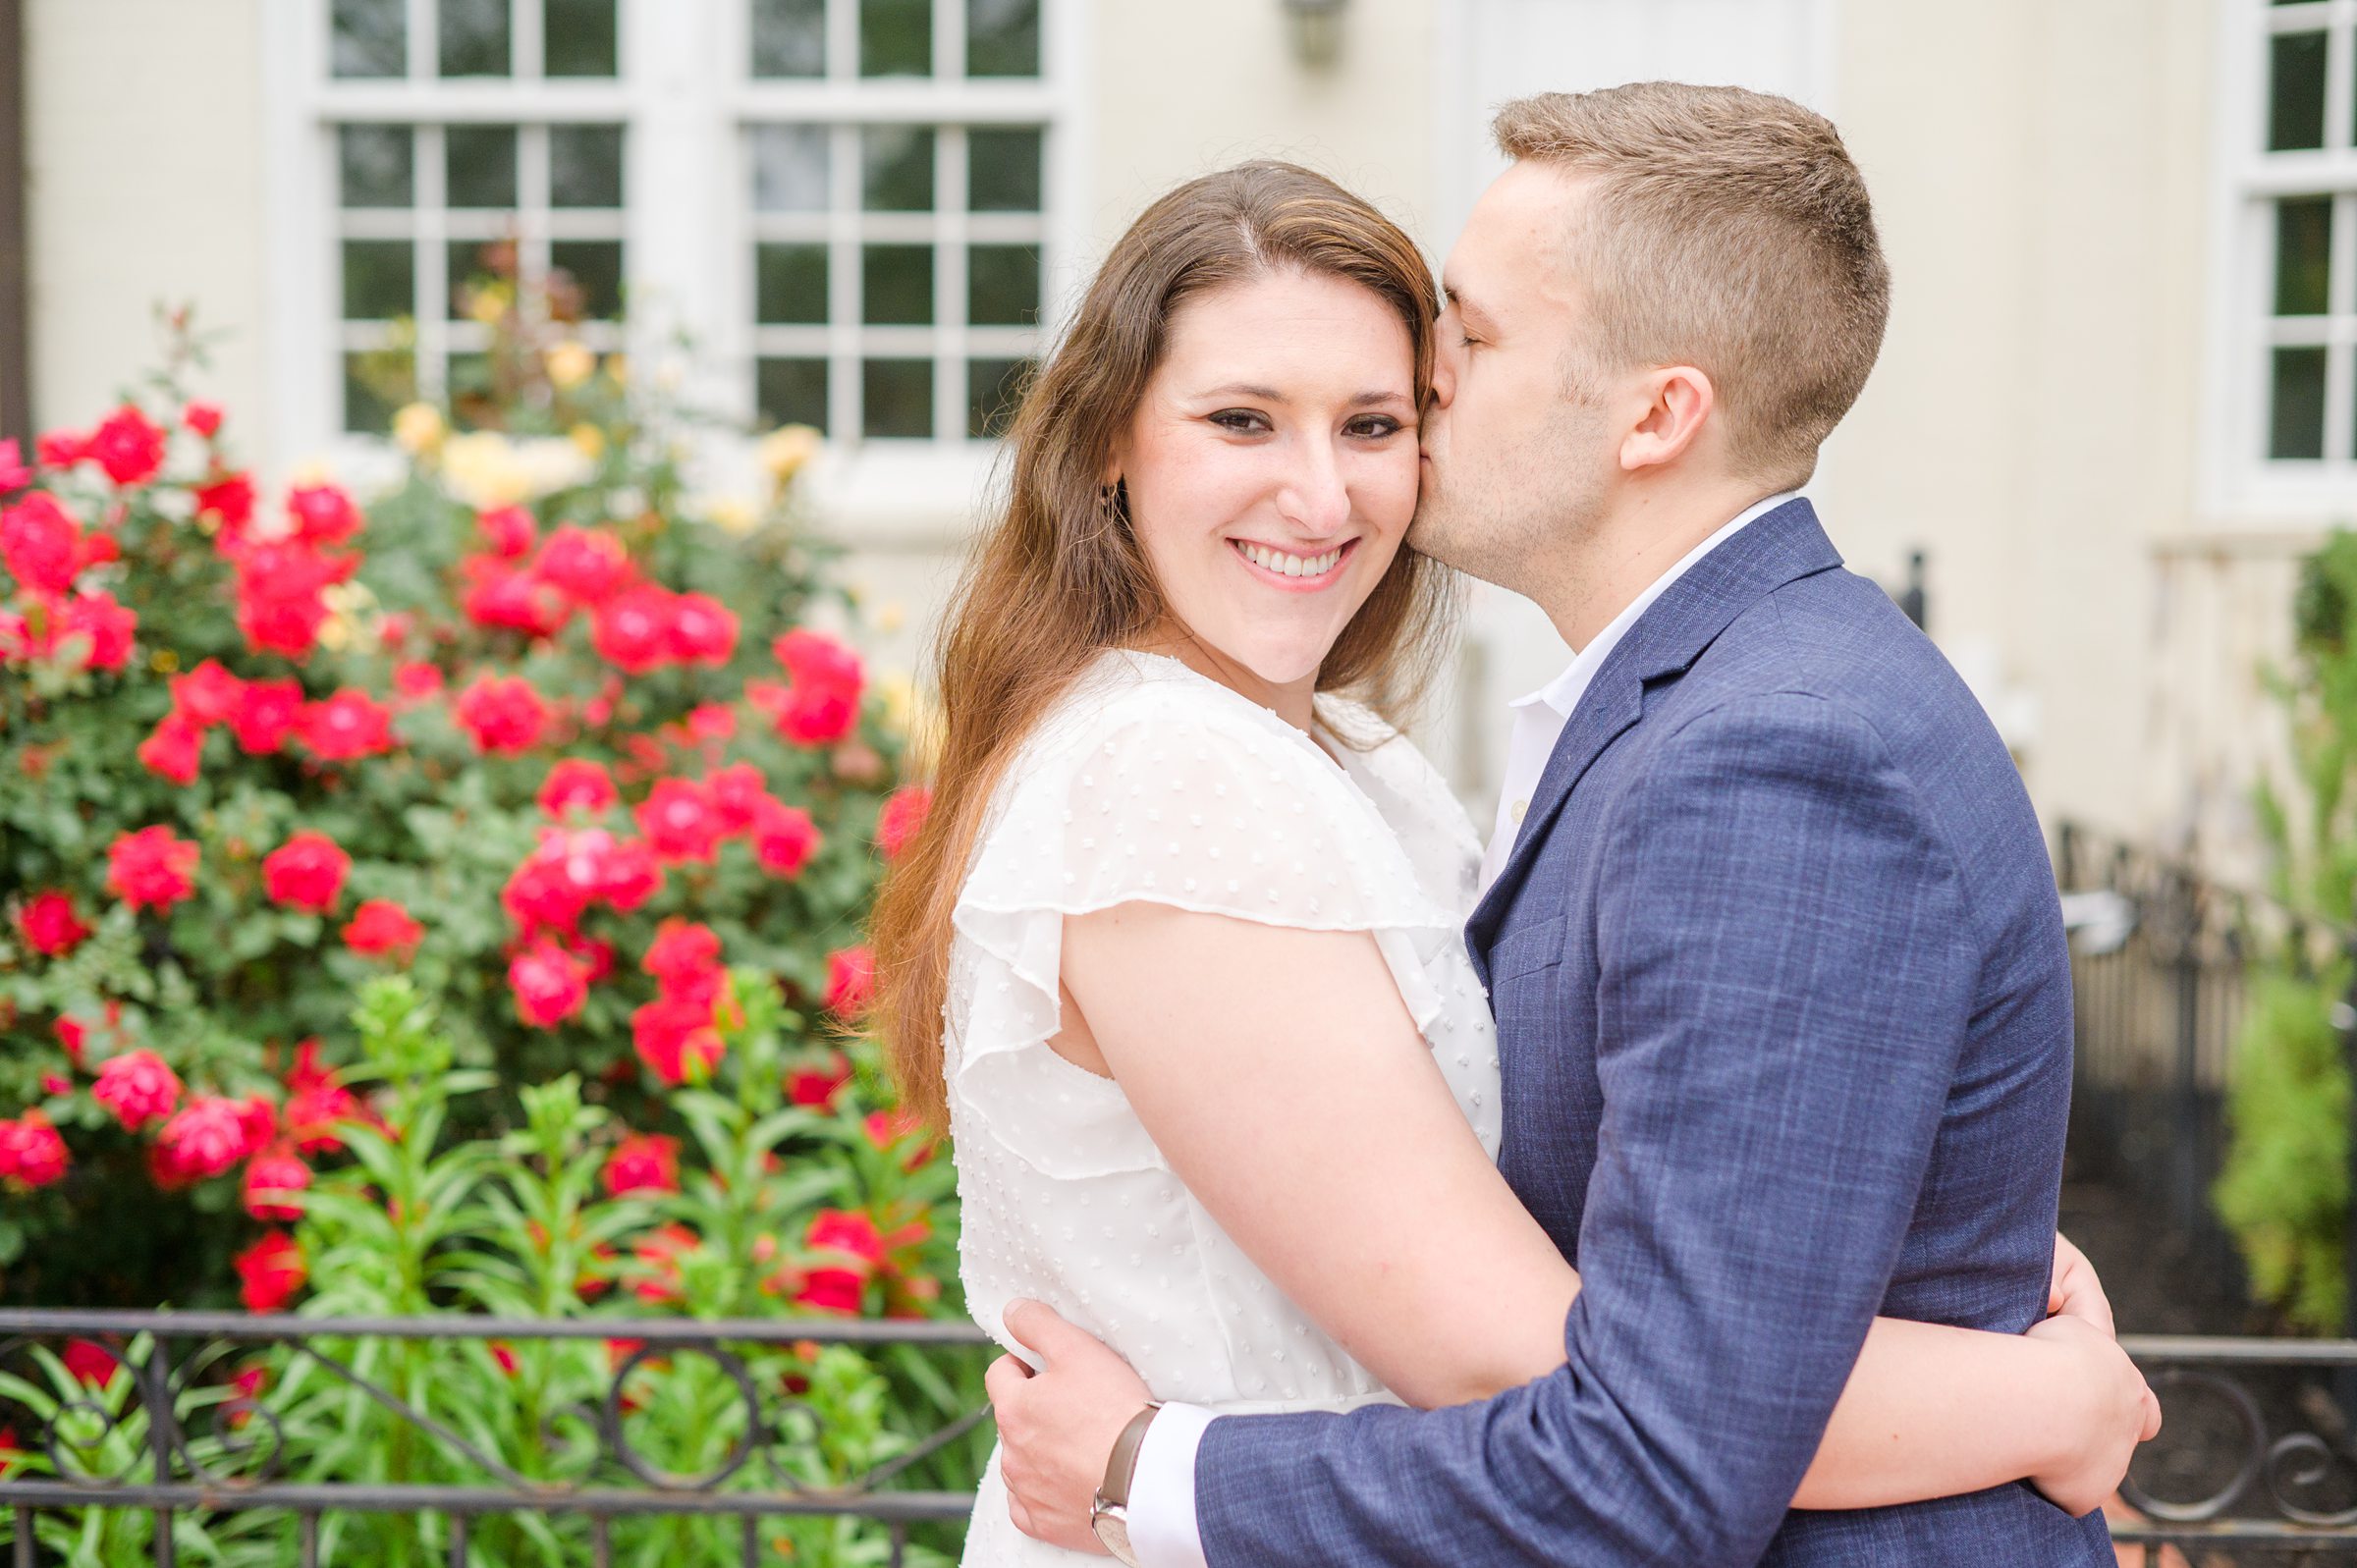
[991,81,2139,1565]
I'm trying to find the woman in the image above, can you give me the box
[868,162,2143,1565]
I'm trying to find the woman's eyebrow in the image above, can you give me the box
[1193,385,1409,407]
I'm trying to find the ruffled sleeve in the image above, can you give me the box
[944,660,1470,1179]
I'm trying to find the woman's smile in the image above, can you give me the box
[1227,535,1360,591]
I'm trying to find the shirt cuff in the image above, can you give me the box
[1127,1402,1218,1568]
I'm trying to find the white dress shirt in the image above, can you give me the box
[1123,491,1804,1568]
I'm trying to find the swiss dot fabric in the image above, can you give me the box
[950,649,1503,1566]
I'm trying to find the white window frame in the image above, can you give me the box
[2204,0,2357,519]
[261,0,1087,535]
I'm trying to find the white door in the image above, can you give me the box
[1420,0,1837,816]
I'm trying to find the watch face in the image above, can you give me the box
[1092,1509,1139,1566]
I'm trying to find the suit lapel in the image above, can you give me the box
[1464,499,1845,978]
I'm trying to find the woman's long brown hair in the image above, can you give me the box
[869,160,1456,1126]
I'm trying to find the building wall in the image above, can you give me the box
[24,0,270,443]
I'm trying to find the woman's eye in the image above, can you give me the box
[1209,409,1268,434]
[1346,416,1403,439]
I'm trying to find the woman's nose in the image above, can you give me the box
[1276,452,1352,535]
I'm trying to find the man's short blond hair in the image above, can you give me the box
[1493,82,1890,487]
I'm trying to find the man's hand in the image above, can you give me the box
[2022,1312,2162,1516]
[2049,1231,2115,1338]
[987,1299,1153,1554]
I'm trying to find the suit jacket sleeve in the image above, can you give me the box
[1193,691,1979,1567]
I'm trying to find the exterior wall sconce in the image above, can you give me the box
[1281,0,1348,69]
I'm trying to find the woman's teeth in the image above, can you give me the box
[1234,541,1344,578]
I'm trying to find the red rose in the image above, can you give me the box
[156,1094,260,1182]
[704,763,768,834]
[33,428,85,469]
[343,898,424,957]
[630,1222,700,1305]
[86,405,166,486]
[0,438,27,491]
[875,785,931,861]
[91,1052,183,1126]
[104,826,199,912]
[137,713,205,784]
[768,629,864,746]
[262,831,351,913]
[795,1208,885,1315]
[461,556,571,636]
[229,676,303,753]
[477,505,537,559]
[630,996,724,1086]
[183,402,224,439]
[0,1113,69,1188]
[0,491,81,593]
[537,758,619,817]
[825,946,875,1017]
[591,586,677,676]
[686,702,737,743]
[788,1054,850,1111]
[666,593,740,665]
[62,590,136,671]
[601,1131,682,1197]
[510,939,590,1028]
[749,796,822,878]
[533,525,634,604]
[192,471,256,531]
[592,837,663,911]
[634,779,722,863]
[283,1041,362,1154]
[170,660,245,727]
[643,918,722,993]
[393,661,444,701]
[863,1108,935,1170]
[454,676,549,755]
[242,1144,312,1221]
[296,688,395,761]
[19,890,91,956]
[59,1339,117,1388]
[285,484,361,547]
[231,541,354,659]
[233,1231,306,1312]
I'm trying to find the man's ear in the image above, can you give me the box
[1618,364,1716,473]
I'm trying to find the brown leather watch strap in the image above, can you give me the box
[1097,1401,1165,1509]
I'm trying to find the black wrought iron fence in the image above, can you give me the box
[0,1308,995,1567]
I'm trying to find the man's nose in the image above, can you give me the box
[1428,345,1457,409]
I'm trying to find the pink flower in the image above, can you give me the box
[510,939,591,1028]
[19,890,90,955]
[228,677,303,753]
[33,429,85,469]
[170,660,245,727]
[749,797,821,879]
[631,996,725,1086]
[875,785,931,861]
[342,898,424,957]
[461,556,571,636]
[666,593,739,665]
[297,689,395,761]
[393,661,444,701]
[455,676,549,755]
[85,406,166,486]
[94,1050,183,1130]
[234,1231,306,1312]
[643,918,722,996]
[262,831,351,913]
[705,763,769,835]
[285,484,362,547]
[104,826,199,912]
[796,1209,885,1315]
[0,1113,69,1188]
[60,1340,116,1387]
[825,946,875,1017]
[229,540,355,660]
[0,438,27,491]
[0,491,81,593]
[156,1095,262,1183]
[538,758,619,817]
[477,505,537,559]
[591,586,677,676]
[192,471,255,531]
[62,590,136,671]
[789,1054,851,1111]
[533,526,634,604]
[634,779,722,863]
[137,713,205,784]
[601,1132,682,1196]
[768,629,864,746]
[242,1144,312,1221]
[183,402,224,439]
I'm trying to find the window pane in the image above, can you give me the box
[449,240,514,319]
[758,357,830,432]
[862,126,936,211]
[553,241,625,319]
[2272,346,2328,459]
[967,356,1029,438]
[969,127,1042,212]
[864,358,934,437]
[341,125,414,208]
[448,125,521,208]
[757,244,830,323]
[345,351,415,434]
[861,0,931,78]
[863,244,935,325]
[968,243,1038,325]
[2272,31,2328,152]
[752,0,826,77]
[332,0,407,77]
[552,125,625,207]
[544,0,619,77]
[2276,197,2333,315]
[344,240,416,320]
[967,0,1039,77]
[440,0,512,77]
[751,126,831,212]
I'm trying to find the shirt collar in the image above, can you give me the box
[1512,489,1803,719]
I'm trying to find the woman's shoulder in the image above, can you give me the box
[1020,648,1344,784]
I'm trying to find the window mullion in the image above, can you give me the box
[417,124,451,402]
[939,126,968,440]
[832,124,863,439]
[517,0,546,81]
[409,0,437,81]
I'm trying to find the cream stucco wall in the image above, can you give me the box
[24,0,270,443]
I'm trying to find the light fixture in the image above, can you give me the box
[1281,0,1348,70]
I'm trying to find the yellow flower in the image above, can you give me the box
[605,353,629,387]
[466,281,513,325]
[392,402,445,456]
[704,495,758,536]
[546,341,596,389]
[758,423,823,489]
[317,616,355,651]
[569,422,606,460]
[149,648,181,676]
[869,599,906,634]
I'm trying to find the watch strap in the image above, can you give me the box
[1096,1400,1165,1509]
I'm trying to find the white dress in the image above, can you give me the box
[945,648,1504,1566]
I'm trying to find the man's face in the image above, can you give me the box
[1412,162,1618,593]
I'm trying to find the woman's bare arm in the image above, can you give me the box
[1061,903,2154,1514]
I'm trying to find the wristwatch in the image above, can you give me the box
[1089,1401,1165,1566]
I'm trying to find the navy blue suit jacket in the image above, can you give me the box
[1195,501,2110,1565]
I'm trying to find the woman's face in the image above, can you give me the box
[1115,268,1419,694]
